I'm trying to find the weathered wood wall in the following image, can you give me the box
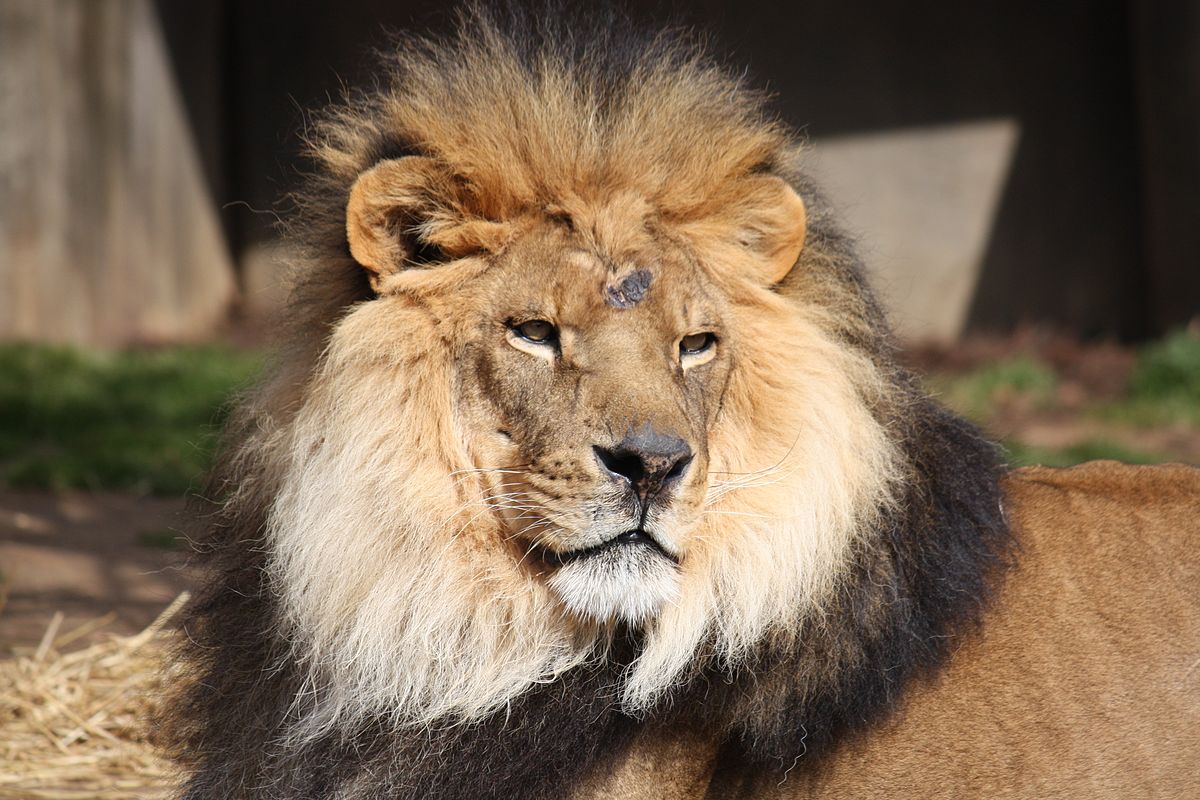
[2,1,1195,345]
[216,0,1198,341]
[0,0,235,347]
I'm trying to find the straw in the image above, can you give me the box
[0,595,188,799]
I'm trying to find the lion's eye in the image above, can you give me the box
[680,332,716,356]
[513,319,557,344]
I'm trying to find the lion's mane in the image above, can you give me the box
[165,8,1011,799]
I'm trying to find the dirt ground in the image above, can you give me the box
[908,331,1200,463]
[0,491,194,653]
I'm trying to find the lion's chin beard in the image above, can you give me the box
[547,545,680,625]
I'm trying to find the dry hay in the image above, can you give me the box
[0,594,185,799]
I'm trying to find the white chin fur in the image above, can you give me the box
[547,545,680,625]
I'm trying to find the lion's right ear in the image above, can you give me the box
[346,157,512,292]
[346,157,443,287]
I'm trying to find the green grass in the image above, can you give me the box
[927,332,1200,467]
[928,356,1059,421]
[1001,438,1165,468]
[1101,330,1200,427]
[0,343,262,495]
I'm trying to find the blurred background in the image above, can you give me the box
[1,0,1198,649]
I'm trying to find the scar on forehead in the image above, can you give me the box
[605,269,652,309]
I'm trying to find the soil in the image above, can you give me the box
[904,328,1138,401]
[0,491,195,654]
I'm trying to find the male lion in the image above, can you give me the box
[165,10,1200,799]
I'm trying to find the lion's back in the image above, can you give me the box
[1008,460,1200,556]
[765,461,1200,798]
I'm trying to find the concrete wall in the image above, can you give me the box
[806,119,1020,340]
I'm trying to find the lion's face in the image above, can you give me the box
[455,220,733,622]
[266,151,900,727]
[176,24,1014,785]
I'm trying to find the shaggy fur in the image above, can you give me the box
[164,8,1012,799]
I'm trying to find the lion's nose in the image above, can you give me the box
[593,426,693,504]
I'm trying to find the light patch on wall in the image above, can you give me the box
[806,119,1020,342]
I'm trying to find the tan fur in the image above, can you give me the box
[261,20,906,735]
[347,156,515,288]
[267,207,901,731]
[175,15,1196,797]
[579,462,1200,798]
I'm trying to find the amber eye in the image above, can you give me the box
[513,319,557,344]
[680,332,716,356]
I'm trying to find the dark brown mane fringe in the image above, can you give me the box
[174,606,639,799]
[653,198,1013,783]
[162,6,1013,798]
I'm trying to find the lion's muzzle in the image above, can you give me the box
[592,423,693,510]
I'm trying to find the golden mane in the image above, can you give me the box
[167,10,1012,800]
[310,18,790,231]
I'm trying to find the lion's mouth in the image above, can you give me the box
[543,527,683,624]
[539,529,680,566]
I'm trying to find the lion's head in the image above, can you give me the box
[336,147,890,629]
[171,11,1009,796]
[264,24,903,729]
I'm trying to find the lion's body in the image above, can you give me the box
[164,10,1200,799]
[583,462,1200,798]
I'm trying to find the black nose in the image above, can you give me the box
[593,426,693,503]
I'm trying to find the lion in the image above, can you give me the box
[164,9,1200,799]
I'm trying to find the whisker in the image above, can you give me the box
[705,460,803,504]
[503,517,556,543]
[702,509,775,519]
[448,465,530,477]
[515,531,554,570]
[707,431,803,477]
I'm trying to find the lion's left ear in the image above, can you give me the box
[738,176,807,284]
[346,156,512,292]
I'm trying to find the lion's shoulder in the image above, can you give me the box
[1006,459,1200,502]
[1002,460,1200,568]
[761,461,1200,798]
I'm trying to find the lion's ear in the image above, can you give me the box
[346,157,443,285]
[739,176,807,284]
[346,157,511,291]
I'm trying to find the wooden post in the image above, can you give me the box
[0,0,236,347]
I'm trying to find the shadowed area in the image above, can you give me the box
[0,491,194,651]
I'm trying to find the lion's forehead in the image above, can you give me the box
[561,250,654,309]
[493,237,713,330]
